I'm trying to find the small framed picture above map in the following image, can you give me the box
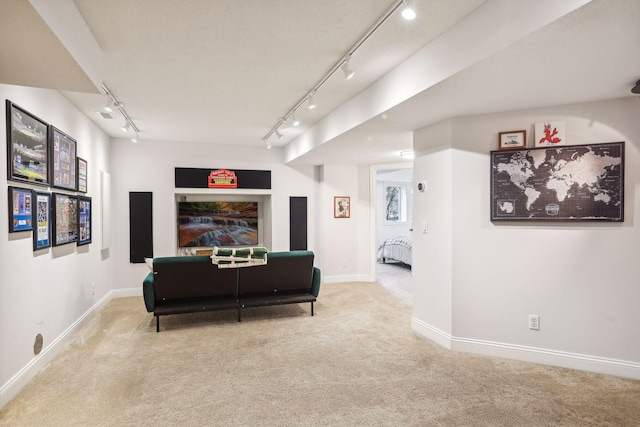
[499,130,527,150]
[490,142,624,222]
[535,121,566,147]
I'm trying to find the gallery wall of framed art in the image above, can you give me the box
[5,99,93,252]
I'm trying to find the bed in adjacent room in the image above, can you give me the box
[377,235,412,266]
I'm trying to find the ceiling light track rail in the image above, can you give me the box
[262,0,407,144]
[101,83,140,137]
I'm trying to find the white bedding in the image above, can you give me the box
[377,235,412,266]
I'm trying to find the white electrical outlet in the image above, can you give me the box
[528,314,540,330]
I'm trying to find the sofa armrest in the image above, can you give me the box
[143,272,155,312]
[311,267,321,297]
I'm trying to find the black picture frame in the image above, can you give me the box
[52,193,78,246]
[33,192,51,250]
[77,196,92,246]
[8,186,34,232]
[490,142,624,221]
[77,157,88,193]
[50,126,77,191]
[6,100,49,186]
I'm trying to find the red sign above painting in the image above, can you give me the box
[208,169,238,188]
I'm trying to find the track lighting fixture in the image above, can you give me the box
[292,111,300,127]
[131,133,139,143]
[275,129,284,140]
[341,55,355,80]
[400,150,415,159]
[264,139,272,149]
[401,0,416,20]
[262,0,415,145]
[307,92,317,109]
[101,84,141,140]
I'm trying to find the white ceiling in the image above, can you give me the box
[1,0,639,166]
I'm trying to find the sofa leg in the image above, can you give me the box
[311,302,314,316]
[156,316,159,332]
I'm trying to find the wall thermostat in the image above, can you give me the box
[417,181,427,192]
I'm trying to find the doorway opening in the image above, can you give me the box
[371,164,414,306]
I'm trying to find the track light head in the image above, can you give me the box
[131,133,138,143]
[342,55,355,80]
[401,0,416,20]
[121,122,131,132]
[307,92,317,109]
[292,111,300,127]
[275,129,284,140]
[264,139,272,149]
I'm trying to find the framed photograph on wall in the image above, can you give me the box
[6,100,49,185]
[77,196,92,246]
[50,127,77,191]
[77,157,88,193]
[52,193,78,246]
[33,192,51,250]
[334,196,350,218]
[8,186,33,232]
[498,130,527,150]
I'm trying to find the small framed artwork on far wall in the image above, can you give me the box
[334,196,350,218]
[498,130,527,150]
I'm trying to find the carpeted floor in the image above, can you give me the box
[1,281,640,426]
[376,261,412,307]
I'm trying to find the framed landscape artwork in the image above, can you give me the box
[6,100,49,185]
[490,142,624,221]
[33,192,51,250]
[8,186,33,232]
[77,157,88,193]
[51,127,77,191]
[77,196,92,246]
[52,193,78,246]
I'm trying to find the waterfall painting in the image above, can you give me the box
[178,201,258,247]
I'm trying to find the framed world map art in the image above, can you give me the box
[490,142,624,221]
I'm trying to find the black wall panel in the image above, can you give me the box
[129,192,153,263]
[289,197,308,251]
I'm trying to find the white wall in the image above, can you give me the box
[412,97,640,377]
[317,164,371,282]
[109,139,320,289]
[0,84,112,404]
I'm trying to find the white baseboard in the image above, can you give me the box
[412,317,640,380]
[0,291,113,409]
[323,274,373,283]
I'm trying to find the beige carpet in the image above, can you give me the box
[1,282,640,426]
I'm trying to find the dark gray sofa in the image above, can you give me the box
[143,251,321,331]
